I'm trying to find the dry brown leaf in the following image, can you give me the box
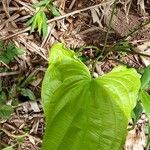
[135,41,150,66]
[90,8,102,27]
[124,125,147,150]
[29,101,40,113]
[137,0,146,15]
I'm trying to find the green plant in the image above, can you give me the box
[41,43,141,150]
[27,0,60,37]
[16,74,36,101]
[0,72,36,121]
[0,80,13,120]
[0,41,24,64]
[33,0,60,17]
[139,65,150,149]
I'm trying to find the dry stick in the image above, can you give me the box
[0,1,111,40]
[0,27,31,40]
[0,71,19,77]
[47,2,110,24]
[0,126,42,143]
[0,14,20,30]
[118,50,150,58]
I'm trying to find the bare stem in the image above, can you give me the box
[123,20,150,40]
[91,0,117,76]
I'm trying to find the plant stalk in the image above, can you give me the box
[91,0,117,76]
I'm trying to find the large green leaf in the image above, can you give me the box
[41,43,140,150]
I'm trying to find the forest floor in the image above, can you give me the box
[0,0,150,149]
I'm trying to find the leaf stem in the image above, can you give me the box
[100,0,117,56]
[122,20,150,41]
[115,49,150,58]
[91,0,117,76]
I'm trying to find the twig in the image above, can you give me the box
[123,20,150,40]
[0,1,113,40]
[0,14,20,30]
[0,126,42,143]
[18,37,48,61]
[47,2,112,24]
[69,0,76,10]
[118,49,150,58]
[0,127,27,139]
[107,58,134,68]
[14,0,35,13]
[0,27,31,40]
[0,71,19,77]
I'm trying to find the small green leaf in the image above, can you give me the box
[0,41,24,64]
[114,41,132,52]
[12,48,24,55]
[48,4,61,17]
[0,40,4,49]
[0,53,10,64]
[37,12,43,35]
[27,15,36,25]
[141,65,150,89]
[2,145,14,150]
[0,105,13,120]
[16,135,26,144]
[20,88,36,101]
[30,14,38,33]
[42,12,48,37]
[7,42,15,50]
[0,80,2,92]
[33,0,51,7]
[140,90,150,120]
[0,91,7,103]
[132,101,143,123]
[27,10,48,37]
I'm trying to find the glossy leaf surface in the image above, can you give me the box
[42,43,140,150]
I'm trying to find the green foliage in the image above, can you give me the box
[131,101,143,126]
[2,145,14,150]
[28,0,60,37]
[138,66,150,149]
[47,3,60,17]
[0,74,36,120]
[114,41,132,52]
[27,9,48,37]
[19,88,36,101]
[0,81,13,120]
[140,90,150,120]
[0,41,24,64]
[140,90,150,148]
[141,65,150,89]
[16,74,36,101]
[33,0,50,7]
[41,43,140,150]
[0,105,13,120]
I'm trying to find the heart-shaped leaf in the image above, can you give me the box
[41,43,140,150]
